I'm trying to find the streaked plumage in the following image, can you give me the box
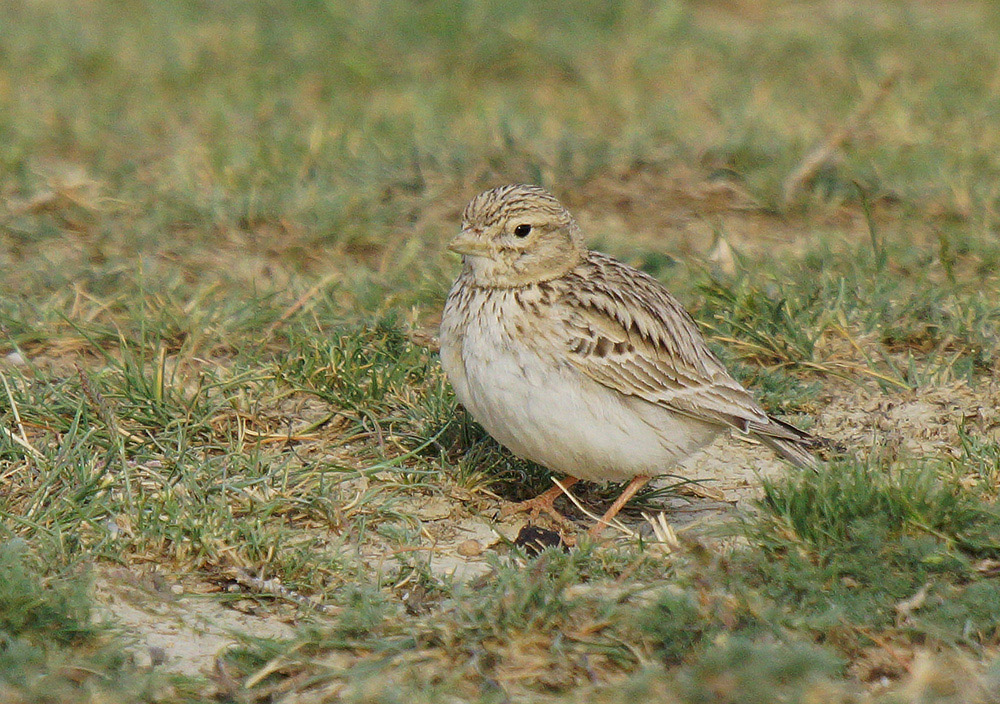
[439,185,818,534]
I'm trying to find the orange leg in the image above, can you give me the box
[588,475,651,539]
[500,477,580,527]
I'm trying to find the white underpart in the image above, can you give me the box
[440,287,722,484]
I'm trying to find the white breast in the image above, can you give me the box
[440,286,721,483]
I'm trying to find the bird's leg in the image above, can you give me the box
[588,475,651,539]
[500,477,580,527]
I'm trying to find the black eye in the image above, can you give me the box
[514,224,531,238]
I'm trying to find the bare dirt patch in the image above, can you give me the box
[96,567,297,677]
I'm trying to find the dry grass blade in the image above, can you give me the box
[0,371,44,462]
[0,371,35,449]
[264,272,342,337]
[0,425,44,461]
[551,477,636,539]
[782,66,902,207]
[642,512,680,556]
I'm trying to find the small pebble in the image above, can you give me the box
[170,583,184,595]
[3,351,26,366]
[456,539,483,557]
[106,519,122,538]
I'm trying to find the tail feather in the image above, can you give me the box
[748,415,824,470]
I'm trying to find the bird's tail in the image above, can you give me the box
[748,415,824,470]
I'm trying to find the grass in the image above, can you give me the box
[3,0,1000,701]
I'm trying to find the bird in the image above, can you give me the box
[438,184,819,539]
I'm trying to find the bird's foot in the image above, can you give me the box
[587,474,651,540]
[500,478,580,530]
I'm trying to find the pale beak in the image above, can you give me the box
[447,229,491,256]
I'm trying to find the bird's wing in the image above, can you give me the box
[559,252,802,440]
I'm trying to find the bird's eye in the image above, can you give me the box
[514,224,532,238]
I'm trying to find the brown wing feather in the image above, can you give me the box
[560,252,807,444]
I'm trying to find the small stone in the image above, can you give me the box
[106,519,122,538]
[456,539,483,557]
[412,497,452,521]
[170,583,183,595]
[3,352,26,366]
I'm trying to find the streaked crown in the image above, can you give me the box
[450,184,585,287]
[462,184,573,233]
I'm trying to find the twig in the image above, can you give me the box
[234,569,339,615]
[782,67,902,207]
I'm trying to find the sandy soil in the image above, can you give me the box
[95,568,296,677]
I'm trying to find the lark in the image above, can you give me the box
[439,184,818,538]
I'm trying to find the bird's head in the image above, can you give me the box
[449,184,585,287]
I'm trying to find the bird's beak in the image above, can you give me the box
[448,230,490,256]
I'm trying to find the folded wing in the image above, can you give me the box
[560,252,818,468]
